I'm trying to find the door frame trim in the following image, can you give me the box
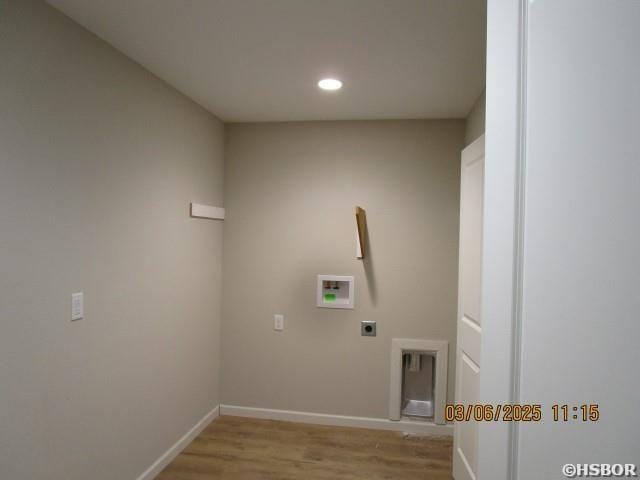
[479,0,528,479]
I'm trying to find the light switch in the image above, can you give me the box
[71,292,84,321]
[274,314,284,331]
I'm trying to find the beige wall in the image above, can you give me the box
[222,120,464,418]
[0,2,223,479]
[465,90,486,145]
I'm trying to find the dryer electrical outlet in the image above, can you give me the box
[361,321,376,337]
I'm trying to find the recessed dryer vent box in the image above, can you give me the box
[317,275,354,309]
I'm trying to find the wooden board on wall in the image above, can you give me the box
[355,206,367,259]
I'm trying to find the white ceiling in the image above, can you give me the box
[48,0,486,122]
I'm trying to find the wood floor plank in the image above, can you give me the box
[156,416,453,480]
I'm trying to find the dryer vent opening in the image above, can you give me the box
[401,353,435,419]
[389,338,448,425]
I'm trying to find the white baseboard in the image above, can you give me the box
[135,405,219,480]
[220,404,452,436]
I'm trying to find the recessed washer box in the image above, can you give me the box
[316,275,354,309]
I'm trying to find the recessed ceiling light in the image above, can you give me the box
[318,78,343,91]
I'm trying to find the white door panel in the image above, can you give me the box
[453,135,484,480]
[458,353,480,477]
[460,154,484,326]
[458,316,481,368]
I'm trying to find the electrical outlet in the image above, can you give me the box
[361,320,376,337]
[274,314,284,331]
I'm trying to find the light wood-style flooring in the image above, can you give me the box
[157,416,453,479]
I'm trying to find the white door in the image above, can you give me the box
[453,135,484,480]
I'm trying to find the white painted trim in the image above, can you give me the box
[478,1,527,479]
[190,202,225,220]
[135,405,219,480]
[220,404,452,437]
[507,2,528,478]
[389,338,449,425]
